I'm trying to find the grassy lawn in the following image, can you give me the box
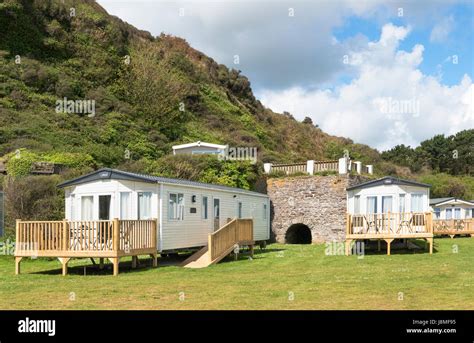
[1,238,473,310]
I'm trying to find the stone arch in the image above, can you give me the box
[285,223,312,244]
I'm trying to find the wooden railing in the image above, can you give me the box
[119,219,156,253]
[15,219,157,257]
[208,219,253,262]
[433,218,474,235]
[347,212,433,237]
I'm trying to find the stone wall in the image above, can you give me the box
[267,175,367,243]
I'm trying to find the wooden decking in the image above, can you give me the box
[433,218,474,238]
[182,218,254,268]
[346,212,434,255]
[15,219,158,276]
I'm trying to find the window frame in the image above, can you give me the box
[202,195,209,220]
[168,192,184,221]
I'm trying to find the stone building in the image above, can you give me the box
[267,175,368,244]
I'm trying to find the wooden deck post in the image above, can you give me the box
[249,244,254,258]
[132,256,137,269]
[346,213,351,237]
[15,219,21,255]
[152,218,158,251]
[112,258,119,276]
[15,257,23,275]
[345,239,352,256]
[385,239,393,255]
[428,237,433,254]
[58,258,70,276]
[150,253,158,267]
[377,240,381,252]
[208,233,213,262]
[99,258,104,270]
[62,219,68,252]
[113,218,120,253]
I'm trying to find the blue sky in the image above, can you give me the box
[99,0,473,151]
[332,3,473,86]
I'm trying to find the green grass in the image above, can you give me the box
[1,238,474,310]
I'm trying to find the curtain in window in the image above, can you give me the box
[169,194,177,219]
[81,196,94,220]
[454,208,461,219]
[399,194,405,213]
[466,209,472,219]
[138,192,152,220]
[120,192,131,219]
[178,194,184,220]
[382,196,393,213]
[367,197,377,214]
[354,196,360,214]
[411,194,423,212]
[446,208,452,220]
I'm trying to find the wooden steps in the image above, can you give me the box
[181,218,254,268]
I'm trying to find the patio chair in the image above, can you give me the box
[397,215,414,234]
[364,215,378,233]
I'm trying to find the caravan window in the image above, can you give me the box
[367,196,377,214]
[138,192,152,220]
[382,196,393,213]
[169,193,184,220]
[202,196,208,219]
[434,208,441,219]
[354,195,360,214]
[399,194,406,213]
[237,201,243,219]
[81,196,94,220]
[466,208,472,219]
[120,192,131,219]
[454,208,461,219]
[411,194,423,213]
[446,208,452,219]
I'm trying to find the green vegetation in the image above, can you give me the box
[381,130,474,176]
[1,239,474,310]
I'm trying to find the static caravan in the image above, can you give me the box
[346,176,431,215]
[345,176,434,255]
[430,198,474,220]
[58,168,270,253]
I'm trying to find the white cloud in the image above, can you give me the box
[257,23,474,151]
[430,15,455,43]
[98,0,388,89]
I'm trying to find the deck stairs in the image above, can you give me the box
[181,218,254,269]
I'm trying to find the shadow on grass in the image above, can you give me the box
[356,239,438,256]
[29,248,286,275]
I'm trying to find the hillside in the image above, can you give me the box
[0,0,472,234]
